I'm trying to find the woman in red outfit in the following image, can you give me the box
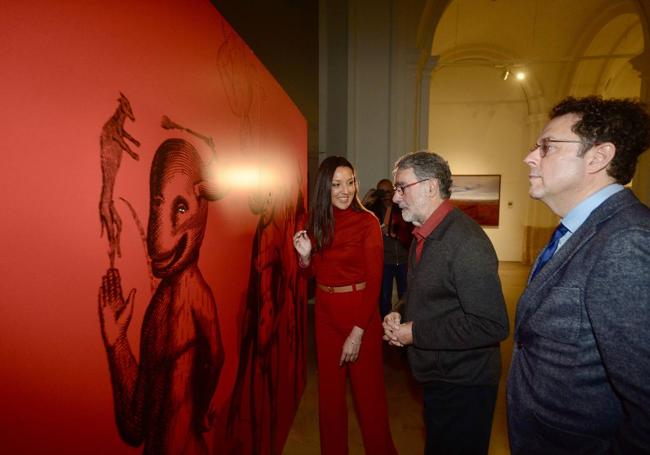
[293,156,397,455]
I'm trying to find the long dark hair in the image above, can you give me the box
[307,156,366,251]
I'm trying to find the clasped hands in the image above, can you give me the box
[382,312,413,347]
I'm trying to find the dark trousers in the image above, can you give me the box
[380,263,407,318]
[423,381,498,455]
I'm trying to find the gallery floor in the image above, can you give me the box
[283,262,529,455]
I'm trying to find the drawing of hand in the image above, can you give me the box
[126,147,140,161]
[98,268,135,347]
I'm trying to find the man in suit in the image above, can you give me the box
[507,96,650,454]
[383,151,509,455]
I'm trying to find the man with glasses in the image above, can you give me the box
[507,96,650,454]
[383,151,509,454]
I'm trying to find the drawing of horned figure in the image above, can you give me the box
[226,162,307,455]
[99,132,225,454]
[99,92,140,267]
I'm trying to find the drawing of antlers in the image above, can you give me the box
[161,115,215,152]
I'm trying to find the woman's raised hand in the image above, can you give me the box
[293,230,312,264]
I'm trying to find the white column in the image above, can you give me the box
[415,54,438,150]
[347,0,392,192]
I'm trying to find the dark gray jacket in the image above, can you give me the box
[404,207,509,385]
[507,189,650,454]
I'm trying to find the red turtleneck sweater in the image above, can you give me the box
[309,206,383,330]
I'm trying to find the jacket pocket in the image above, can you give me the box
[533,412,609,454]
[528,287,582,344]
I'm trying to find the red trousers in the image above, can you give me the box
[315,288,397,455]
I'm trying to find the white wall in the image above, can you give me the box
[428,65,530,261]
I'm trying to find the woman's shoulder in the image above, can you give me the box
[355,208,382,234]
[353,206,379,222]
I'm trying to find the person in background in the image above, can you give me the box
[383,150,508,455]
[507,96,650,454]
[293,156,397,455]
[363,179,413,318]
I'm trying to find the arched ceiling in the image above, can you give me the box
[431,0,637,62]
[429,0,642,102]
[422,0,648,245]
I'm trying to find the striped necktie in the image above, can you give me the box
[531,223,569,280]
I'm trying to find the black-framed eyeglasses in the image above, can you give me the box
[530,138,591,158]
[393,179,429,196]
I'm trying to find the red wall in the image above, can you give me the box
[0,1,307,453]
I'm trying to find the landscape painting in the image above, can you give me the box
[450,175,501,227]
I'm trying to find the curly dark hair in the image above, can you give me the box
[307,156,366,251]
[550,96,650,184]
[392,150,453,199]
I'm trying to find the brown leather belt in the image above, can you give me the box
[317,282,366,294]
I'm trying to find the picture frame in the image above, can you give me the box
[450,174,501,227]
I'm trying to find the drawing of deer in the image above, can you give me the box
[99,92,140,267]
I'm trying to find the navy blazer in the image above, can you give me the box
[507,189,650,454]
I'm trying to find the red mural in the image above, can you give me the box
[226,170,307,455]
[99,134,226,454]
[0,2,307,454]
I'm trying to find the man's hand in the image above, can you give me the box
[383,312,413,347]
[383,312,401,342]
[98,268,135,348]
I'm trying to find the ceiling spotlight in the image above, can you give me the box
[515,71,525,81]
[502,69,510,81]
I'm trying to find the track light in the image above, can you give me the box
[502,69,510,81]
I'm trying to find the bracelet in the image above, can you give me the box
[298,254,310,268]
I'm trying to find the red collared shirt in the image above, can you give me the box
[412,199,454,263]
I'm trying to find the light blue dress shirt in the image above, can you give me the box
[556,183,625,251]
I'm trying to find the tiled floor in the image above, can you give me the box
[283,261,529,455]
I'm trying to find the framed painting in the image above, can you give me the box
[450,175,501,227]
